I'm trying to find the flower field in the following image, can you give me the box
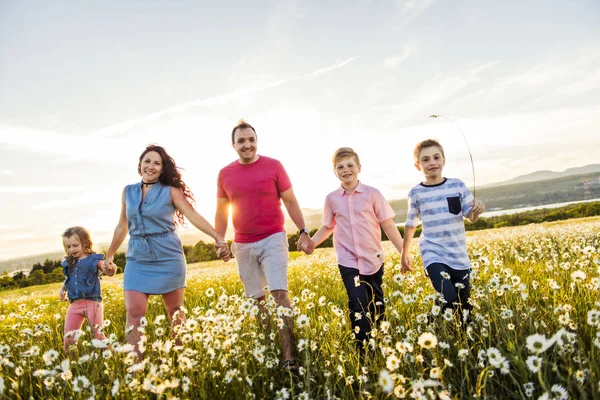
[0,218,599,399]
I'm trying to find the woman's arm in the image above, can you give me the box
[105,188,129,265]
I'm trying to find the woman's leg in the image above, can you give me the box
[162,288,186,344]
[64,301,86,352]
[124,290,150,360]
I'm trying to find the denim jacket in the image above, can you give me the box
[62,253,104,303]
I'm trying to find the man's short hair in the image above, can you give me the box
[231,119,257,143]
[332,147,361,167]
[413,139,445,163]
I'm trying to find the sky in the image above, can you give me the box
[1,0,599,261]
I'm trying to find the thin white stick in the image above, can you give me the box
[429,114,476,198]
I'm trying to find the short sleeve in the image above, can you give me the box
[90,253,105,263]
[371,189,395,222]
[405,190,421,228]
[275,161,292,193]
[321,196,336,229]
[61,259,68,278]
[217,170,228,199]
[459,181,474,215]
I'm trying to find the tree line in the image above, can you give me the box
[1,201,598,291]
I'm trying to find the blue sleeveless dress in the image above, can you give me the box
[123,182,186,294]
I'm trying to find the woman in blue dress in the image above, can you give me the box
[104,145,230,359]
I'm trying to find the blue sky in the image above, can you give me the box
[1,0,599,260]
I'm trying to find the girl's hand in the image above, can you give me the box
[59,287,67,302]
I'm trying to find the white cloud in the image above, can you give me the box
[383,46,413,69]
[0,185,83,194]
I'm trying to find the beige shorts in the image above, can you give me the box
[231,231,289,298]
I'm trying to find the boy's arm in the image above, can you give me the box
[380,218,403,255]
[466,199,485,224]
[310,225,334,248]
[401,226,417,272]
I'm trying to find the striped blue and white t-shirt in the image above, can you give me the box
[405,178,474,271]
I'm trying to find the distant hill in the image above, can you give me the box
[486,164,600,186]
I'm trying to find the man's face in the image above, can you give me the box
[232,127,258,164]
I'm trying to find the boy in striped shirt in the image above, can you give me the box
[401,139,485,323]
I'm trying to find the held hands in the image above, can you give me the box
[296,234,315,255]
[101,261,117,277]
[214,235,231,262]
[401,253,413,273]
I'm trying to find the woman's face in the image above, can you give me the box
[139,151,163,182]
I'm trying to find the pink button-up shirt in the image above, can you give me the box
[322,182,395,275]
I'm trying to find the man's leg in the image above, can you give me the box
[270,289,294,363]
[260,232,295,365]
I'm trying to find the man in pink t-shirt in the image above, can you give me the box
[306,147,408,359]
[215,120,314,371]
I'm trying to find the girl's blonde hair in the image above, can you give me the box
[62,226,95,270]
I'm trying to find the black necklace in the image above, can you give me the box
[142,180,159,186]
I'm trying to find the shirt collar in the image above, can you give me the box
[338,181,364,196]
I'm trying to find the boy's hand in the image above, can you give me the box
[59,287,67,302]
[401,254,413,273]
[470,200,485,217]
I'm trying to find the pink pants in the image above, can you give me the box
[64,299,106,352]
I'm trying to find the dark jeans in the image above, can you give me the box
[426,263,472,315]
[338,264,385,349]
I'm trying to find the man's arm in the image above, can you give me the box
[215,197,230,236]
[280,187,315,253]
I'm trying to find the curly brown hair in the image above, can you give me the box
[138,144,195,226]
[62,226,95,271]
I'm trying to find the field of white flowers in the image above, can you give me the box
[0,217,599,399]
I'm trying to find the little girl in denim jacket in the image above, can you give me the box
[60,226,116,352]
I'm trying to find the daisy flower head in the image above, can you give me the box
[526,355,542,373]
[526,333,551,354]
[418,332,438,349]
[378,369,393,393]
[296,314,310,328]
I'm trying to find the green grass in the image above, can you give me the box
[0,218,599,399]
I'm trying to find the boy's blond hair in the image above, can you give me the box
[332,147,361,168]
[413,139,445,163]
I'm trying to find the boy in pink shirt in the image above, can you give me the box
[306,147,409,356]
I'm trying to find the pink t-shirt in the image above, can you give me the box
[217,156,292,243]
[322,182,395,275]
